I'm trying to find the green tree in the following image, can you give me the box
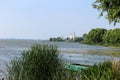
[93,0,120,25]
[74,37,83,42]
[103,28,120,46]
[82,33,90,44]
[103,29,113,45]
[109,28,120,45]
[49,37,64,42]
[87,28,107,44]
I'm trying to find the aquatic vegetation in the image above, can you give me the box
[8,44,64,80]
[7,44,120,80]
[7,44,80,80]
[81,61,120,80]
[81,61,114,80]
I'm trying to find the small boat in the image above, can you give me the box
[65,63,90,71]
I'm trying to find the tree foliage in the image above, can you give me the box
[103,28,120,46]
[109,28,120,44]
[93,0,120,25]
[87,28,107,44]
[103,29,112,45]
[82,28,120,47]
[49,37,64,42]
[74,37,83,42]
[82,33,91,44]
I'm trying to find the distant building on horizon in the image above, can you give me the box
[68,32,76,41]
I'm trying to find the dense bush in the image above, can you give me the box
[8,44,64,80]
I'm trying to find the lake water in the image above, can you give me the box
[0,39,120,79]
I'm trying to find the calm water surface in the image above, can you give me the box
[0,39,120,79]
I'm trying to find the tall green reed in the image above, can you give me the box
[8,44,64,80]
[80,61,120,80]
[9,44,120,80]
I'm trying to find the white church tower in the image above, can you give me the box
[69,32,76,41]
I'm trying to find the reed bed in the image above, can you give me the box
[80,61,120,80]
[7,44,120,80]
[8,44,65,80]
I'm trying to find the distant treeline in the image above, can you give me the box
[49,37,64,42]
[49,37,83,42]
[81,28,120,47]
[49,28,120,47]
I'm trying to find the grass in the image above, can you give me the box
[81,61,114,80]
[7,44,120,80]
[80,61,120,80]
[8,44,64,80]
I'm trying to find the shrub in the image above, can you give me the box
[8,44,64,80]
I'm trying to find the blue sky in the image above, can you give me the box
[0,0,119,40]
